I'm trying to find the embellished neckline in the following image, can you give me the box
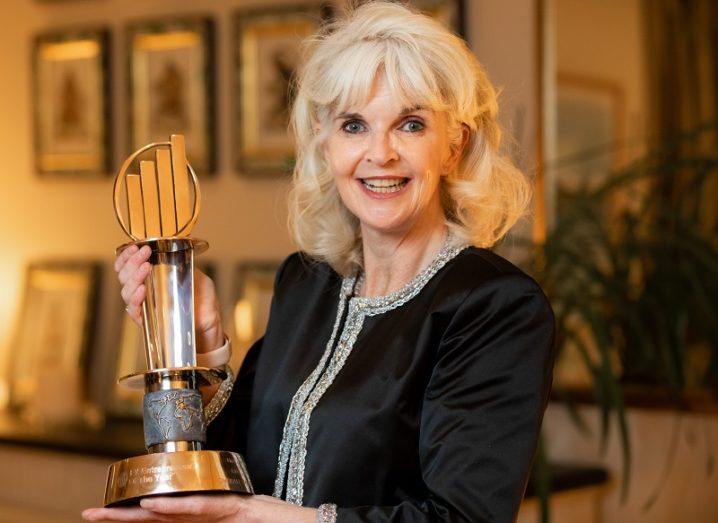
[344,235,469,316]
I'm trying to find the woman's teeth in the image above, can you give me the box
[360,178,409,193]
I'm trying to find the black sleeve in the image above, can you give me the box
[205,253,297,454]
[336,274,557,523]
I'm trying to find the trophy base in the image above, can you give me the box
[104,450,253,507]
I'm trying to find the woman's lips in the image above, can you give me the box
[356,177,411,199]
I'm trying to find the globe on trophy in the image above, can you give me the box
[104,134,253,506]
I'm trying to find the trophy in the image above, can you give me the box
[104,135,253,506]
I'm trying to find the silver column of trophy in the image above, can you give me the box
[104,134,253,506]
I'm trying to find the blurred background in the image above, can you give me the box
[0,0,716,521]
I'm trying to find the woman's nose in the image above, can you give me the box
[365,132,398,165]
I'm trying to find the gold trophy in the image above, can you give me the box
[104,135,253,506]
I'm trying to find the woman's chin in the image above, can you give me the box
[357,212,414,235]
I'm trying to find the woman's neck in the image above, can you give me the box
[358,220,448,298]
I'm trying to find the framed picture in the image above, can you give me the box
[552,72,627,222]
[356,0,465,36]
[128,17,215,175]
[108,261,216,418]
[33,28,111,176]
[233,4,329,175]
[9,262,100,411]
[230,262,279,368]
[109,312,145,418]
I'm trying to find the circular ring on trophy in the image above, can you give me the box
[115,237,209,257]
[113,135,201,243]
[119,366,227,390]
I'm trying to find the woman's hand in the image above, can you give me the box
[114,244,225,353]
[82,494,317,523]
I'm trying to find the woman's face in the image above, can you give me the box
[321,72,459,237]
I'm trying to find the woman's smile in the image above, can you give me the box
[357,176,412,198]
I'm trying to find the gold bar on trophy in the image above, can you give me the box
[140,160,162,238]
[170,134,191,236]
[155,148,177,236]
[126,174,145,239]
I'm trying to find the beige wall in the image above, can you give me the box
[544,404,718,522]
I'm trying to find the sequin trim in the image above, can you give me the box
[273,237,468,504]
[204,365,234,425]
[273,277,356,500]
[317,503,338,522]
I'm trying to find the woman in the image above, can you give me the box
[84,2,555,522]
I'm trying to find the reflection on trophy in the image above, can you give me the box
[104,134,253,506]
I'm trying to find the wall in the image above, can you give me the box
[544,404,718,522]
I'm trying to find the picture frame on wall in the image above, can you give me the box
[8,262,100,417]
[109,311,145,418]
[233,4,329,175]
[230,261,279,369]
[108,262,216,418]
[552,72,626,223]
[33,28,111,176]
[128,17,215,175]
[356,0,465,36]
[414,0,465,36]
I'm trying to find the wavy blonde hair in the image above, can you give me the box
[288,1,531,276]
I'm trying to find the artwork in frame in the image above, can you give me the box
[414,0,465,36]
[8,262,100,420]
[128,17,215,175]
[108,262,216,418]
[552,72,626,223]
[355,0,465,36]
[33,28,111,176]
[233,4,330,175]
[230,262,279,369]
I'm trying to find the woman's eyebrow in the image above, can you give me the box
[334,105,427,121]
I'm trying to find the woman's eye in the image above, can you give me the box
[341,120,365,134]
[401,119,425,132]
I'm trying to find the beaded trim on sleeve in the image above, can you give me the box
[317,503,338,523]
[273,237,468,505]
[204,365,235,425]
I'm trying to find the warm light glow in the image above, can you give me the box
[234,299,253,342]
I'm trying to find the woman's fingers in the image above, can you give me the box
[117,246,152,286]
[82,506,169,522]
[125,285,146,325]
[139,494,242,517]
[114,244,138,273]
[120,262,151,304]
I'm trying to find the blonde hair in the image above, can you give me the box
[288,0,531,275]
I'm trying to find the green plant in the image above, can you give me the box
[528,123,718,519]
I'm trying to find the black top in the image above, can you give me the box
[207,245,556,522]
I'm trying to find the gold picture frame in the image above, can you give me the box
[8,262,100,412]
[356,0,465,36]
[230,262,279,369]
[128,17,215,175]
[233,4,329,175]
[33,28,111,176]
[410,0,465,35]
